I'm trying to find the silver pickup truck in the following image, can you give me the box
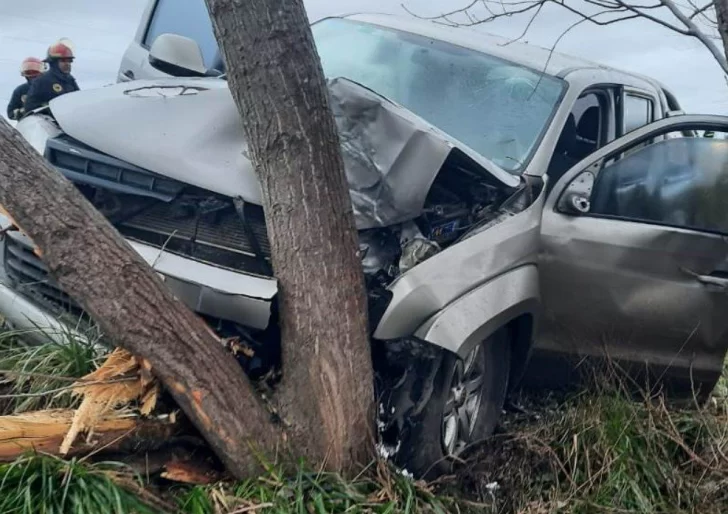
[7,12,728,477]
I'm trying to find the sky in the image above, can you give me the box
[1,0,727,118]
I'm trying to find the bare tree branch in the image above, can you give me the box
[661,0,728,72]
[406,0,728,77]
[502,1,546,44]
[688,1,715,19]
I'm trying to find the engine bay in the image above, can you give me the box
[73,150,527,290]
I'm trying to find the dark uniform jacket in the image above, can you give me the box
[6,82,31,120]
[23,65,79,114]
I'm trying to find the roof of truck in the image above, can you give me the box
[340,13,635,80]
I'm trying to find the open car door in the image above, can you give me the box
[533,114,728,396]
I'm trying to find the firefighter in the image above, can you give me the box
[6,57,44,120]
[23,41,80,115]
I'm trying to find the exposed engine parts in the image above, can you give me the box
[357,155,535,285]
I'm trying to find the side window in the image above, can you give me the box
[143,0,220,69]
[623,93,654,134]
[572,92,608,160]
[588,133,728,234]
[547,90,612,188]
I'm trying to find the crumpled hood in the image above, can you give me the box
[49,77,518,229]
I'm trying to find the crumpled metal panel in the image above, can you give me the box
[327,78,518,228]
[48,77,516,229]
[374,184,545,340]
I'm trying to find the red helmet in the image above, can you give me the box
[46,41,74,61]
[20,57,44,77]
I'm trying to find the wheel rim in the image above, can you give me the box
[442,344,486,456]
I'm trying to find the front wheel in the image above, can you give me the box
[395,330,510,478]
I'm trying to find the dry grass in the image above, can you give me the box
[453,364,728,513]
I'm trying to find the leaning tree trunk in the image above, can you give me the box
[714,0,728,64]
[205,0,375,471]
[0,119,279,479]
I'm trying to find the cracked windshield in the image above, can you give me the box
[314,18,565,172]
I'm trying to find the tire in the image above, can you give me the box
[395,330,511,478]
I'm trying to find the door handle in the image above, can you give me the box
[696,274,728,289]
[680,267,728,289]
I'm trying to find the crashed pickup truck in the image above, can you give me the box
[7,14,728,477]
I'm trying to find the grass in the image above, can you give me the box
[177,462,459,514]
[0,327,104,414]
[455,367,728,513]
[0,454,164,514]
[0,456,462,514]
[0,385,724,514]
[0,326,726,513]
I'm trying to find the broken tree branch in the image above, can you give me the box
[0,409,178,462]
[0,117,281,479]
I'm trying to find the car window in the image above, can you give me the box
[546,91,611,188]
[589,134,728,234]
[623,94,654,134]
[143,0,219,69]
[572,92,610,158]
[312,18,565,173]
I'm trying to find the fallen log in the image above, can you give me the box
[0,409,177,461]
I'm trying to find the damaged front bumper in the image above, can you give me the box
[0,213,278,343]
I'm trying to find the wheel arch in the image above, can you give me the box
[503,311,536,391]
[413,265,539,375]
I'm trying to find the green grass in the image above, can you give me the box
[0,326,725,513]
[177,462,459,514]
[0,456,463,514]
[0,454,165,514]
[0,328,104,414]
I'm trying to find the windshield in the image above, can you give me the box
[311,19,565,173]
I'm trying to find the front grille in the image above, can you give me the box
[119,201,270,257]
[4,232,82,315]
[46,135,184,201]
[46,135,273,276]
[115,200,272,276]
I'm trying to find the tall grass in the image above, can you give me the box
[457,369,728,513]
[0,328,104,413]
[0,454,166,514]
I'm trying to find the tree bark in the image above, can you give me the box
[0,119,279,478]
[713,0,728,65]
[204,0,375,471]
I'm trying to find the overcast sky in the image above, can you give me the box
[1,0,727,118]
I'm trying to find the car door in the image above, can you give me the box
[533,115,728,395]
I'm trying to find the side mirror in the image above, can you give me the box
[149,33,207,77]
[557,171,595,214]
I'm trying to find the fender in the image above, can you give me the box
[372,183,545,341]
[414,265,540,358]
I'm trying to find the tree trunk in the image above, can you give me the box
[0,119,278,478]
[714,0,728,64]
[205,0,375,471]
